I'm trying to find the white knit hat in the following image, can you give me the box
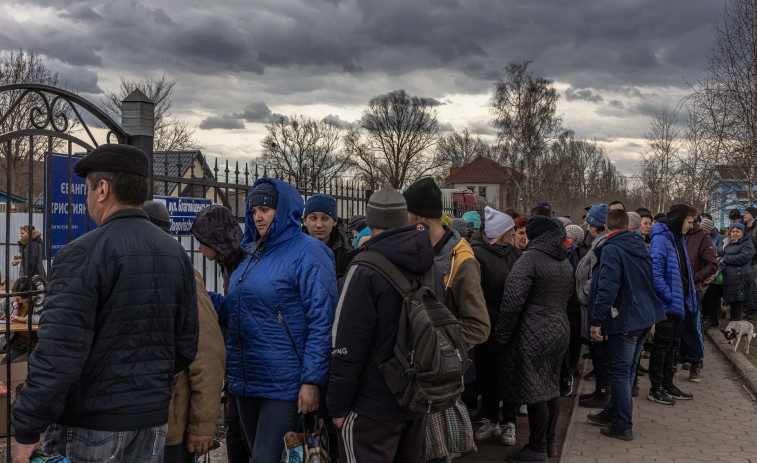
[484,206,515,238]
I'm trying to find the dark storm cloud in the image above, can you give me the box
[235,102,272,123]
[59,3,102,21]
[199,115,245,130]
[565,87,604,104]
[322,114,354,129]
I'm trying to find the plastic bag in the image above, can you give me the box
[281,414,331,463]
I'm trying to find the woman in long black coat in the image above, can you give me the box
[495,216,574,461]
[720,222,754,321]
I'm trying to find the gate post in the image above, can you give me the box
[121,89,155,199]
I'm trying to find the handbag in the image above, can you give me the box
[281,413,331,463]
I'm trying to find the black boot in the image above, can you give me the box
[579,386,611,408]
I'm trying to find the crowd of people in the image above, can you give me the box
[3,143,746,463]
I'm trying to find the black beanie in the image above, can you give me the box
[403,178,443,219]
[248,182,278,209]
[526,215,559,241]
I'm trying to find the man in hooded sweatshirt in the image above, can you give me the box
[648,204,697,405]
[403,178,489,462]
[328,188,435,462]
[586,209,666,441]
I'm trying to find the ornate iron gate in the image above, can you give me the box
[0,83,129,459]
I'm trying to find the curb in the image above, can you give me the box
[704,325,757,396]
[558,356,591,463]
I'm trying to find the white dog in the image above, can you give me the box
[724,321,756,355]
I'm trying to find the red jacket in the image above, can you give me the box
[685,224,718,292]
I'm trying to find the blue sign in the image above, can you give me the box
[46,154,96,257]
[152,196,212,235]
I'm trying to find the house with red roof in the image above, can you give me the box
[445,156,521,211]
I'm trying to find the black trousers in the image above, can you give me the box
[224,394,251,463]
[648,314,682,389]
[702,284,723,322]
[337,413,426,463]
[561,311,582,379]
[731,301,745,321]
[592,340,610,389]
[475,339,501,422]
[527,398,559,453]
[163,443,194,463]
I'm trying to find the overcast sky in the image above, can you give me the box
[1,0,721,175]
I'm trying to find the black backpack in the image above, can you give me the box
[352,251,468,414]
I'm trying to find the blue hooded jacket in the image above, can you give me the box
[649,219,696,319]
[219,178,338,400]
[588,231,666,335]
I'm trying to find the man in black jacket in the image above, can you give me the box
[12,144,198,463]
[328,187,436,463]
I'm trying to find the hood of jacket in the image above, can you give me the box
[240,178,304,253]
[191,204,244,263]
[665,204,691,237]
[434,226,462,275]
[365,224,435,276]
[599,230,649,259]
[19,230,42,246]
[650,221,673,241]
[526,230,567,260]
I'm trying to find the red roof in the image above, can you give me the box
[445,156,520,184]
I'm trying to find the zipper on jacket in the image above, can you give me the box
[277,306,303,366]
[235,254,260,388]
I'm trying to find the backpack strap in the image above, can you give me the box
[351,251,414,296]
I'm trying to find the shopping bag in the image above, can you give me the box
[281,414,331,463]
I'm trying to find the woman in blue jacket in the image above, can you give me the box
[217,178,338,461]
[721,222,754,321]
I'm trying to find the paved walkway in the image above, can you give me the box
[560,334,757,463]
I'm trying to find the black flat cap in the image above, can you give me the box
[74,144,149,178]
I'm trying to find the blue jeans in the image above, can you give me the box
[42,423,167,462]
[604,328,650,432]
[680,291,705,364]
[234,394,299,463]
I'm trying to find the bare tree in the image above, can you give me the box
[0,50,71,202]
[101,75,198,151]
[434,128,491,167]
[641,104,681,213]
[687,0,757,211]
[349,89,439,189]
[491,59,563,211]
[261,114,349,190]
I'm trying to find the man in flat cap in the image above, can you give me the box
[12,144,199,463]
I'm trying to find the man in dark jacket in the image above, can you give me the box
[12,144,199,463]
[328,187,433,463]
[648,204,697,405]
[682,222,718,382]
[303,193,351,278]
[587,210,666,441]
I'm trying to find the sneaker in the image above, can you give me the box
[587,410,613,426]
[647,387,676,405]
[560,375,573,396]
[666,384,694,400]
[474,418,502,440]
[518,404,528,416]
[579,387,610,408]
[500,422,516,446]
[689,364,702,383]
[506,445,548,462]
[600,426,633,441]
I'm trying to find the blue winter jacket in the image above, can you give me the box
[649,223,696,319]
[588,231,666,335]
[216,178,338,400]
